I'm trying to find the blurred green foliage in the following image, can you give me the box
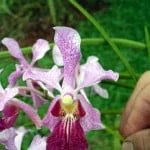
[0,0,150,149]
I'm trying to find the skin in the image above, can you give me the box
[120,71,150,149]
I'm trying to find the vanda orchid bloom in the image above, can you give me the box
[0,126,46,150]
[23,27,119,150]
[2,38,52,109]
[0,72,41,130]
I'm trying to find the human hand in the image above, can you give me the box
[120,71,150,150]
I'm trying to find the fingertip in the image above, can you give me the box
[120,116,139,138]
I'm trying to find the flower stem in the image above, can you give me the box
[69,0,137,82]
[47,0,57,25]
[144,26,150,58]
[82,38,146,49]
[103,123,124,142]
[119,72,140,79]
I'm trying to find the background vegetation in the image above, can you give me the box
[0,0,150,149]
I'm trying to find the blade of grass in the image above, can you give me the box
[47,0,57,25]
[144,26,150,58]
[69,0,137,82]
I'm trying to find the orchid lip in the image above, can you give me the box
[47,100,88,150]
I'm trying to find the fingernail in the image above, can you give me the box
[122,142,134,150]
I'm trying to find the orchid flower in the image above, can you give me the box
[0,104,26,150]
[2,38,51,108]
[0,99,45,150]
[0,126,46,150]
[23,26,119,149]
[0,75,41,128]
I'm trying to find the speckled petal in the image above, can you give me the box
[28,135,46,150]
[31,39,50,65]
[54,27,81,90]
[42,97,61,131]
[78,95,104,132]
[78,56,119,89]
[1,38,27,65]
[23,66,62,92]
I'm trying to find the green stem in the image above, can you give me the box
[144,26,150,58]
[82,38,146,49]
[103,123,124,142]
[119,72,140,79]
[69,0,137,82]
[103,80,134,89]
[47,0,57,25]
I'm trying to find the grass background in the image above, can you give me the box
[0,0,150,149]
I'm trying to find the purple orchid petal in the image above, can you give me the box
[42,97,61,131]
[8,65,23,87]
[0,128,17,150]
[78,95,104,132]
[54,27,81,91]
[46,119,88,150]
[78,56,119,89]
[52,45,64,66]
[1,38,27,66]
[23,66,62,92]
[28,135,46,150]
[93,84,109,99]
[26,80,46,109]
[0,127,27,150]
[31,39,50,65]
[0,87,19,111]
[12,99,42,129]
[1,103,19,130]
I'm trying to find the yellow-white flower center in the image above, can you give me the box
[62,95,73,105]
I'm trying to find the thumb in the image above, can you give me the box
[122,129,150,150]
